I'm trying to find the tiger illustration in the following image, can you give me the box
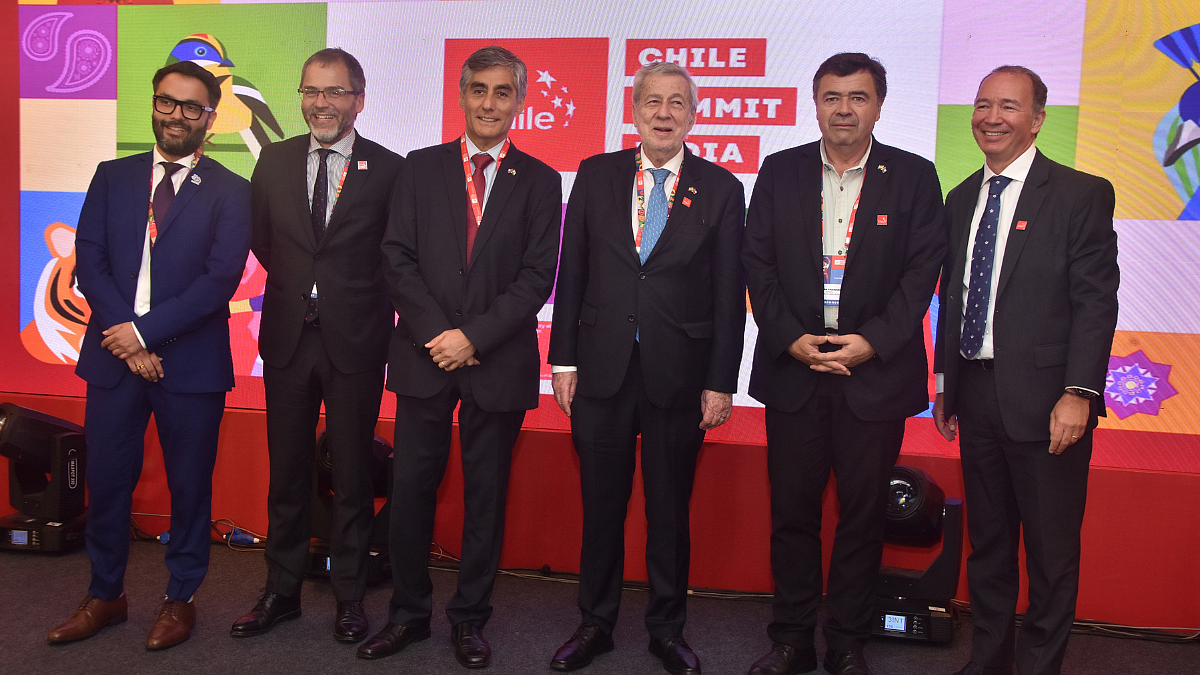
[21,222,91,365]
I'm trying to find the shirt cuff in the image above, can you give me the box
[132,322,147,350]
[551,365,578,373]
[935,372,944,394]
[1067,386,1100,397]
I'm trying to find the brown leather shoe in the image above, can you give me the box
[47,595,128,644]
[146,598,195,650]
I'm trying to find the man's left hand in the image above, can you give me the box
[427,329,477,371]
[809,334,875,375]
[100,322,143,359]
[700,390,733,430]
[1048,392,1090,455]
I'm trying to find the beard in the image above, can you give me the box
[153,118,207,158]
[306,107,351,145]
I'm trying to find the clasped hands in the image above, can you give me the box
[427,329,480,371]
[787,333,875,375]
[100,321,163,382]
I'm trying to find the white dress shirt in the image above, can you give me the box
[133,146,195,347]
[819,138,872,330]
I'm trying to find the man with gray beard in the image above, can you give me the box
[231,48,403,644]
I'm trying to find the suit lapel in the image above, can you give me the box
[287,137,318,251]
[442,140,469,268]
[156,154,204,241]
[614,150,639,263]
[996,150,1049,299]
[644,150,702,263]
[951,169,985,289]
[798,144,825,275]
[469,143,522,268]
[846,143,887,269]
[321,137,371,246]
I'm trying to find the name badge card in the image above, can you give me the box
[823,255,846,306]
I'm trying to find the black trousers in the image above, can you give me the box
[263,323,384,602]
[765,373,905,651]
[571,345,706,639]
[957,359,1091,675]
[387,369,525,628]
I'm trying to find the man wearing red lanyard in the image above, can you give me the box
[232,49,404,644]
[360,46,561,668]
[50,61,250,650]
[548,62,746,675]
[742,53,945,675]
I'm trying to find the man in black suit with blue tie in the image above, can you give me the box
[934,66,1119,675]
[49,61,250,651]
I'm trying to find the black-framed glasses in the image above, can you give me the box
[298,87,361,100]
[152,95,214,120]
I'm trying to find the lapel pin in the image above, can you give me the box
[877,164,887,173]
[877,215,887,225]
[358,161,368,170]
[508,168,517,175]
[190,174,202,185]
[688,186,697,194]
[1016,220,1028,230]
[682,197,692,207]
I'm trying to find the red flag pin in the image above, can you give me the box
[1016,220,1028,230]
[358,161,368,170]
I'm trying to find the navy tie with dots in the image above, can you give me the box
[960,175,1013,359]
[311,148,333,242]
[639,168,671,264]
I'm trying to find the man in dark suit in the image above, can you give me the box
[48,61,250,650]
[231,48,403,643]
[355,46,561,668]
[933,66,1119,675]
[547,62,745,675]
[742,53,944,675]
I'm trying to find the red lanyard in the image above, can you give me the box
[634,149,680,249]
[462,136,509,227]
[147,150,200,247]
[820,186,861,252]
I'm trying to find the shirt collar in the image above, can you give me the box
[820,137,873,174]
[640,144,685,176]
[152,145,194,170]
[465,134,507,163]
[983,142,1037,184]
[309,128,356,158]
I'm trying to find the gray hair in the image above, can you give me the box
[632,62,698,114]
[459,46,527,102]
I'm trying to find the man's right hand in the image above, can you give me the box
[125,351,164,383]
[787,334,829,366]
[933,392,957,441]
[553,371,578,417]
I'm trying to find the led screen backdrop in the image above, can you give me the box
[12,0,1200,451]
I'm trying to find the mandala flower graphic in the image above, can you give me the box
[1105,350,1178,419]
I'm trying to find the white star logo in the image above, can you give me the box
[561,86,569,94]
[552,96,563,108]
[536,70,556,88]
[565,100,576,117]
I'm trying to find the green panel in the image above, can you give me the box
[934,105,1079,198]
[117,3,327,179]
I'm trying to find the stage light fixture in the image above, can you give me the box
[0,402,88,552]
[885,465,946,547]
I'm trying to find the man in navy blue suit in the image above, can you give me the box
[47,60,251,651]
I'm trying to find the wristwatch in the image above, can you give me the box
[1064,387,1098,399]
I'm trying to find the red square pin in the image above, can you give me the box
[1016,220,1028,230]
[682,197,692,207]
[877,215,887,226]
[358,161,368,170]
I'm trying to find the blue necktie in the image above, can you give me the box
[960,175,1013,358]
[639,168,671,264]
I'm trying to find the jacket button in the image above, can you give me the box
[639,273,646,280]
[459,269,465,276]
[315,255,322,262]
[627,314,635,322]
[455,309,463,316]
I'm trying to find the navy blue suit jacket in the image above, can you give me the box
[75,152,252,393]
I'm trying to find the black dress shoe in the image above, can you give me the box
[356,622,431,660]
[452,622,491,668]
[748,642,817,675]
[230,592,300,637]
[823,649,872,675]
[334,601,368,643]
[649,636,701,675]
[550,622,614,671]
[951,663,1014,675]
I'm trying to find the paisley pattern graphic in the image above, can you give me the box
[21,11,71,63]
[46,30,113,95]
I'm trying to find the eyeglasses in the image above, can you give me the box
[152,95,214,120]
[298,87,361,100]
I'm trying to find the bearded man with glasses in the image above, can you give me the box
[231,47,404,645]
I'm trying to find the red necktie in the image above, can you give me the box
[465,153,493,266]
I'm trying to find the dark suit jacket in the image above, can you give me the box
[75,152,251,393]
[934,149,1119,441]
[548,148,746,409]
[251,133,404,374]
[743,139,945,420]
[383,139,561,413]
